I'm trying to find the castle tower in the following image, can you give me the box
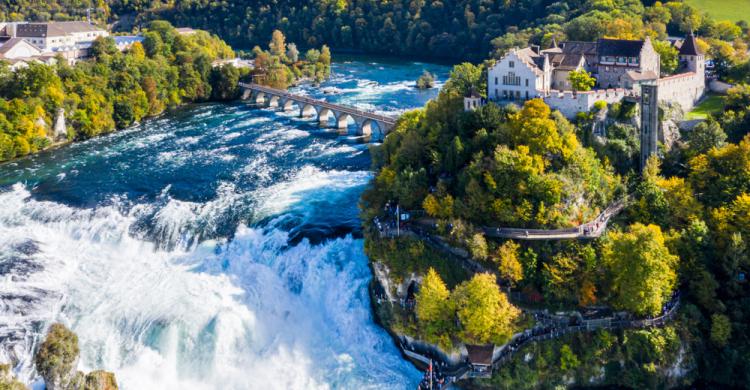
[640,83,659,171]
[679,32,704,74]
[678,32,706,106]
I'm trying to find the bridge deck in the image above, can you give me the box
[239,82,397,125]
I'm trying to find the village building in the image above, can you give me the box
[481,33,705,118]
[0,21,109,66]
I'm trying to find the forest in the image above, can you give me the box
[0,22,330,162]
[0,20,243,161]
[4,0,749,66]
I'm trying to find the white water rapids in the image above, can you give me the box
[0,181,417,389]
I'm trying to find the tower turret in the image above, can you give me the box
[679,32,704,74]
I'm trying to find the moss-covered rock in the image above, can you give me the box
[0,364,27,390]
[83,371,118,390]
[33,323,119,390]
[35,323,79,390]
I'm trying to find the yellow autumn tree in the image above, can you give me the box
[496,240,523,287]
[415,268,453,346]
[452,273,520,345]
[602,223,678,316]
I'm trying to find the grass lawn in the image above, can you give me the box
[686,94,725,120]
[685,0,750,22]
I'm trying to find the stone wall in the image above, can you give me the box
[657,72,704,111]
[543,88,635,118]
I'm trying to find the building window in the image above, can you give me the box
[495,77,498,85]
[525,91,529,99]
[525,79,529,87]
[503,72,521,86]
[509,61,515,68]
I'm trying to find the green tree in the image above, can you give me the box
[710,313,732,347]
[90,36,118,60]
[568,69,596,92]
[209,64,240,101]
[319,45,331,66]
[602,223,678,316]
[686,119,727,156]
[559,344,581,371]
[443,62,483,96]
[452,273,520,345]
[652,40,679,75]
[416,70,435,89]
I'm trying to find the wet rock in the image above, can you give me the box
[33,324,119,390]
[0,363,27,389]
[35,323,79,390]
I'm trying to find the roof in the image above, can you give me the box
[0,37,37,55]
[465,88,482,98]
[175,27,197,35]
[557,41,598,56]
[16,22,103,38]
[550,53,584,70]
[513,47,545,75]
[466,344,494,365]
[625,70,658,81]
[597,38,645,57]
[679,33,702,56]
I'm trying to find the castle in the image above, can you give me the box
[466,34,706,118]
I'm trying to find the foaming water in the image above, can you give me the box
[0,185,414,389]
[0,56,450,389]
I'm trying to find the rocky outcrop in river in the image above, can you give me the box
[35,323,118,390]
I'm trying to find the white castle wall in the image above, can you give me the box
[657,72,704,111]
[543,88,635,118]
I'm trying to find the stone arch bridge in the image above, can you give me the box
[239,83,397,138]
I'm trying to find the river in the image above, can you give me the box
[0,57,450,389]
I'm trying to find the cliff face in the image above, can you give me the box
[34,323,119,390]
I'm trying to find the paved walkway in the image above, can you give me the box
[482,197,627,240]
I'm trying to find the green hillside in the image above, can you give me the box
[686,0,750,22]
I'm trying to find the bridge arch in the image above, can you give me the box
[241,89,252,100]
[254,92,266,105]
[361,119,385,140]
[282,99,297,112]
[268,95,281,108]
[299,103,317,118]
[335,112,354,130]
[318,108,334,127]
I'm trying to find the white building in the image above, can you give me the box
[0,38,42,59]
[0,21,108,65]
[487,47,550,101]
[476,34,706,117]
[15,21,108,52]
